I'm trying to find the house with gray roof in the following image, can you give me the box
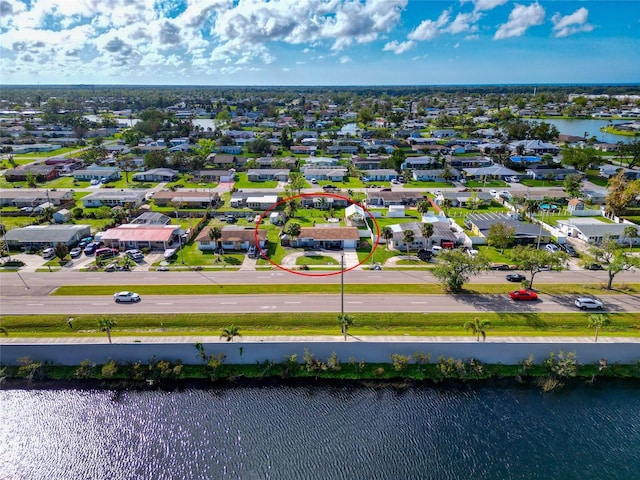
[461,165,520,181]
[302,168,347,182]
[0,189,73,207]
[132,168,179,182]
[3,224,91,248]
[509,139,560,155]
[387,221,457,251]
[413,169,461,182]
[465,213,550,245]
[556,218,639,245]
[73,165,120,182]
[247,169,290,182]
[401,155,438,170]
[439,191,494,208]
[82,189,146,208]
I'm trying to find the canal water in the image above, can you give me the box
[1,384,639,479]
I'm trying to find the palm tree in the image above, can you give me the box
[402,229,415,259]
[440,198,452,216]
[417,199,430,215]
[208,226,222,249]
[524,199,539,220]
[338,314,354,341]
[421,223,434,249]
[284,197,298,219]
[381,226,393,250]
[99,317,117,344]
[623,225,638,253]
[588,314,611,343]
[220,324,241,342]
[464,317,491,342]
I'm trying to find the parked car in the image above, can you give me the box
[69,247,82,258]
[42,247,55,259]
[506,273,526,282]
[509,289,539,301]
[96,247,118,258]
[585,263,604,270]
[226,215,237,223]
[545,244,559,253]
[113,291,141,303]
[560,244,578,257]
[125,249,144,261]
[574,297,604,310]
[491,263,515,271]
[322,184,337,191]
[84,242,97,255]
[417,249,433,261]
[247,245,257,258]
[430,245,443,255]
[90,179,100,185]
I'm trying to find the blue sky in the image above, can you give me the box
[1,0,638,85]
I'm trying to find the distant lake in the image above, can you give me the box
[529,118,635,143]
[1,384,639,479]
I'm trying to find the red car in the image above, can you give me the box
[509,289,538,301]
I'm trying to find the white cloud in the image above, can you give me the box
[494,2,545,40]
[469,0,508,13]
[339,56,351,64]
[551,7,594,38]
[408,10,450,41]
[445,11,480,35]
[383,40,416,54]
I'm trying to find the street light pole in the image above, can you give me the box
[340,253,344,319]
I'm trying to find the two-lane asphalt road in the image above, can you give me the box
[4,293,638,315]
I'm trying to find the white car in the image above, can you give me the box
[114,291,141,303]
[125,249,144,261]
[42,247,55,258]
[489,190,498,197]
[545,244,559,253]
[575,297,603,310]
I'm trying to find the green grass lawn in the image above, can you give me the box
[403,181,450,189]
[233,173,278,189]
[3,310,639,338]
[296,255,339,265]
[11,147,80,159]
[586,170,609,187]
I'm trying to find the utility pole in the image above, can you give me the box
[340,253,344,319]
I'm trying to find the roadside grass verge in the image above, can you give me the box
[52,283,640,296]
[2,312,639,338]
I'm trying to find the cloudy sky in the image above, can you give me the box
[1,0,638,86]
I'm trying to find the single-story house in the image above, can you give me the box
[412,169,461,182]
[465,213,550,245]
[556,218,639,245]
[447,156,493,169]
[82,189,147,208]
[352,157,382,170]
[461,165,520,182]
[361,169,398,182]
[599,165,640,180]
[206,154,247,167]
[286,226,360,249]
[130,212,172,225]
[300,195,350,209]
[246,169,290,182]
[290,145,317,155]
[256,156,297,168]
[401,156,438,170]
[303,168,347,182]
[328,145,359,155]
[152,191,220,208]
[132,168,179,182]
[303,157,340,168]
[3,224,91,249]
[100,224,181,251]
[73,166,121,182]
[366,191,424,207]
[230,192,281,210]
[439,192,494,208]
[509,139,560,155]
[526,166,584,181]
[193,169,235,183]
[386,221,457,251]
[195,226,267,251]
[4,165,59,182]
[217,146,243,154]
[0,189,73,207]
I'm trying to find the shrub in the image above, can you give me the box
[373,367,386,378]
[75,359,95,379]
[391,354,411,372]
[101,360,119,378]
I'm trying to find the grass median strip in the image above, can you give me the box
[2,312,639,338]
[53,283,640,296]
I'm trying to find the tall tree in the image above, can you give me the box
[623,225,638,253]
[284,197,299,219]
[289,172,306,194]
[511,246,569,289]
[54,242,69,261]
[284,222,301,244]
[562,146,600,172]
[487,222,516,254]
[402,229,415,258]
[338,314,354,341]
[421,223,434,249]
[381,226,394,250]
[588,314,611,343]
[563,173,583,198]
[587,236,640,290]
[605,171,640,217]
[208,226,222,249]
[99,317,117,344]
[464,317,491,342]
[432,248,490,293]
[417,200,430,215]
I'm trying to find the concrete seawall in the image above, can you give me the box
[2,340,640,366]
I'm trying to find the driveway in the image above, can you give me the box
[280,248,361,269]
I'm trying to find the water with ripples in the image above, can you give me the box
[1,384,639,480]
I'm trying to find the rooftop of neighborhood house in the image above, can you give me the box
[466,213,543,237]
[2,224,90,242]
[196,226,267,243]
[298,226,360,240]
[101,224,179,242]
